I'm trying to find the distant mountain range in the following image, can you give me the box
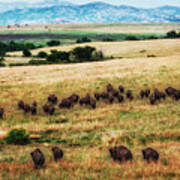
[0,1,180,25]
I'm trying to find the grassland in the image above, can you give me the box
[0,37,180,179]
[0,23,180,179]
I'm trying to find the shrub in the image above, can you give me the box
[23,49,31,57]
[0,57,5,67]
[5,129,30,145]
[9,63,28,67]
[46,51,70,62]
[125,35,138,41]
[166,30,179,38]
[37,51,48,58]
[102,37,115,42]
[76,37,91,43]
[29,60,51,65]
[70,46,96,62]
[47,40,61,46]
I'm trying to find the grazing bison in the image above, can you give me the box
[43,104,49,114]
[106,84,114,93]
[173,90,180,101]
[149,95,156,105]
[165,87,176,96]
[108,95,114,104]
[109,145,133,163]
[111,89,119,98]
[59,98,72,109]
[118,85,124,93]
[126,90,133,99]
[90,98,96,109]
[42,104,55,115]
[23,104,31,113]
[118,95,124,103]
[31,106,37,115]
[0,107,4,119]
[30,148,45,169]
[68,94,79,104]
[145,89,151,98]
[101,92,109,100]
[48,94,58,104]
[79,94,91,106]
[18,100,25,110]
[94,93,101,101]
[48,105,55,115]
[32,101,37,107]
[140,90,145,99]
[142,147,159,163]
[52,146,64,162]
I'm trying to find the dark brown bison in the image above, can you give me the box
[0,107,4,119]
[173,90,180,101]
[42,104,55,115]
[68,94,79,104]
[111,89,119,98]
[18,100,25,110]
[144,89,151,98]
[100,92,109,100]
[79,94,91,106]
[165,87,176,96]
[59,98,72,109]
[126,90,133,99]
[30,148,45,169]
[31,106,37,115]
[94,93,101,101]
[106,83,114,93]
[149,95,156,105]
[109,145,133,163]
[142,147,159,163]
[118,95,124,103]
[52,146,64,162]
[140,90,145,99]
[90,98,96,109]
[118,85,124,93]
[23,104,31,113]
[32,101,37,107]
[108,95,114,104]
[48,94,58,104]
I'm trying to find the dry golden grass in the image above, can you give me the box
[0,39,180,179]
[8,39,180,58]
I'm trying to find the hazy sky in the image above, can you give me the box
[0,0,180,8]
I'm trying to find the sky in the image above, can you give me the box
[0,0,180,8]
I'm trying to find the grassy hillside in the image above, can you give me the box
[0,42,180,179]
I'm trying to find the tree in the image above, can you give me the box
[23,49,32,57]
[37,51,48,58]
[166,30,178,38]
[70,46,96,62]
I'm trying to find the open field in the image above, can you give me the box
[0,35,180,179]
[0,23,180,33]
[8,39,180,59]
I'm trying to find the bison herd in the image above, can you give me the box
[0,84,180,119]
[30,145,159,169]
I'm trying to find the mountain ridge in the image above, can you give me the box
[0,1,180,25]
